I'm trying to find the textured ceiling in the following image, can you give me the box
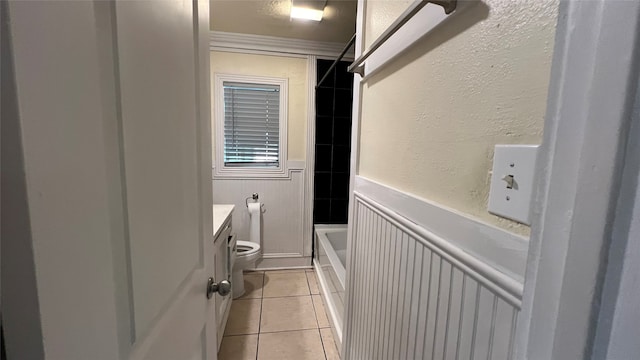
[210,0,357,43]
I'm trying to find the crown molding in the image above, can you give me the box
[210,31,355,60]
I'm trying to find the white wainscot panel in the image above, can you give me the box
[344,176,525,360]
[212,165,308,266]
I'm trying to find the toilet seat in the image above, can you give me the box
[236,240,260,256]
[232,240,261,298]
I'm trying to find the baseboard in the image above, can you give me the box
[255,256,311,269]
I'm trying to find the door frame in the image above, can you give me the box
[591,76,640,360]
[515,1,640,359]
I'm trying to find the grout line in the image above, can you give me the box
[262,294,313,299]
[233,297,262,301]
[318,328,329,360]
[304,270,315,295]
[309,292,322,329]
[255,272,265,360]
[307,271,321,295]
[258,293,318,300]
[224,331,259,336]
[258,327,321,335]
[222,333,260,338]
[255,333,259,360]
[305,270,311,287]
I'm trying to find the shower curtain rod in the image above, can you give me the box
[315,33,357,89]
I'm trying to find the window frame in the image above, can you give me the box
[213,73,289,178]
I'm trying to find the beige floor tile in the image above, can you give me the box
[257,329,325,360]
[320,328,340,360]
[218,335,258,360]
[260,296,318,333]
[306,271,320,295]
[239,273,264,299]
[263,271,310,297]
[312,294,330,328]
[305,268,315,272]
[225,299,261,335]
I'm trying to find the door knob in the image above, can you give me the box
[207,277,231,299]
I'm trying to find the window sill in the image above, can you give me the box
[212,161,305,180]
[213,168,288,180]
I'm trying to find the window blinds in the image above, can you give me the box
[223,81,280,166]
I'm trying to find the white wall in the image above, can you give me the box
[344,177,526,359]
[212,166,309,267]
[210,50,312,267]
[358,0,559,234]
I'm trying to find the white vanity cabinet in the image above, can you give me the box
[212,205,235,350]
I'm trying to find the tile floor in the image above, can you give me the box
[218,269,340,360]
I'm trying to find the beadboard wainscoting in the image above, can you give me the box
[212,162,310,268]
[343,176,527,359]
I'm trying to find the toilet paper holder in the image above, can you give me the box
[245,193,260,209]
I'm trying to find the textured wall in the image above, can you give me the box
[210,51,308,161]
[358,0,559,234]
[363,0,413,47]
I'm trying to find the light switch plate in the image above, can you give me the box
[488,144,540,225]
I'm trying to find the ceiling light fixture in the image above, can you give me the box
[290,6,324,21]
[290,0,326,21]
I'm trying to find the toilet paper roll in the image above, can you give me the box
[247,202,261,244]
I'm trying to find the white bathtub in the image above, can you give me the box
[314,224,347,351]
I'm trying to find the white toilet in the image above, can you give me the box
[232,202,262,298]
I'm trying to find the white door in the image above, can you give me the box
[114,1,218,359]
[3,1,220,359]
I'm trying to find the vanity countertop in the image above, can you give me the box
[213,204,234,239]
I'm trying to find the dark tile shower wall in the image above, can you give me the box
[314,60,353,224]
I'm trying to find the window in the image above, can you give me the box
[214,74,288,177]
[223,82,279,166]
